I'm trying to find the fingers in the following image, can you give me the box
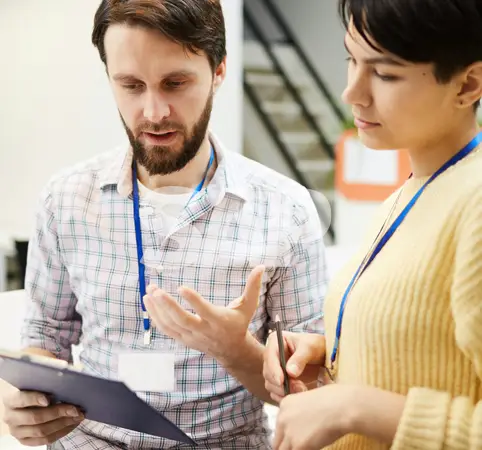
[16,423,80,447]
[4,391,49,409]
[4,395,84,447]
[265,378,308,403]
[144,289,201,332]
[240,265,265,307]
[154,321,183,341]
[14,416,83,440]
[4,403,82,428]
[146,284,159,295]
[290,379,308,393]
[263,332,289,402]
[285,347,313,378]
[285,334,325,379]
[265,380,285,403]
[264,331,318,403]
[177,286,217,319]
[144,296,191,337]
[264,333,284,384]
[223,265,265,324]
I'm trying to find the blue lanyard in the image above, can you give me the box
[330,131,482,369]
[131,146,215,335]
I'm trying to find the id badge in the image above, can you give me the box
[118,352,176,392]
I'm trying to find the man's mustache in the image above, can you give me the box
[135,121,184,135]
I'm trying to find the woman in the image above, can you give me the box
[263,0,482,449]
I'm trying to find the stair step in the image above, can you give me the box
[245,72,307,89]
[261,100,324,116]
[297,159,334,172]
[243,41,310,84]
[280,131,318,145]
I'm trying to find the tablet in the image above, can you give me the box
[0,350,196,446]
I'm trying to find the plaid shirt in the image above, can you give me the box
[22,132,327,449]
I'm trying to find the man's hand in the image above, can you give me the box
[144,265,265,365]
[2,390,83,447]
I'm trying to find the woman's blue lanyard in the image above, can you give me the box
[131,146,215,345]
[330,131,482,371]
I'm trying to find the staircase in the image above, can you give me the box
[242,0,348,243]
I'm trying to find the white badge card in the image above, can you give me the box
[118,352,176,393]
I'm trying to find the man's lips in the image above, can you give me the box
[141,131,178,144]
[142,130,176,136]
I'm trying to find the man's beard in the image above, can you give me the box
[122,90,213,176]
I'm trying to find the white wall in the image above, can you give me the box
[0,0,243,240]
[212,0,244,154]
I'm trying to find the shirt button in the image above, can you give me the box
[156,264,163,274]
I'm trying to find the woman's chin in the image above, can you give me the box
[356,129,398,151]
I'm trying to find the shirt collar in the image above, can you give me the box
[98,140,131,196]
[98,131,249,202]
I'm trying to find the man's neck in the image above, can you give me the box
[136,136,213,190]
[408,119,480,178]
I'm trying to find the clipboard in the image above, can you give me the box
[0,350,196,446]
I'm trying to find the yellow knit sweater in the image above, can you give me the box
[323,147,482,449]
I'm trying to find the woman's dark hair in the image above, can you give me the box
[339,0,482,108]
[92,0,226,72]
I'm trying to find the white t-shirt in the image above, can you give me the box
[137,182,193,233]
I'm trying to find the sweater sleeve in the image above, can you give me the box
[392,188,482,450]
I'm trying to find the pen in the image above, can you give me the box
[274,314,290,396]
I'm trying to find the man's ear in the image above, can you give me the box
[213,56,227,93]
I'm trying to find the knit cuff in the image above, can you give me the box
[392,387,451,450]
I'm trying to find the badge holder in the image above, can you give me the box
[118,269,182,393]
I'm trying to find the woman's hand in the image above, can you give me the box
[273,384,357,450]
[263,331,325,403]
[274,383,407,449]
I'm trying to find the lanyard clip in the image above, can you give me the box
[143,311,150,331]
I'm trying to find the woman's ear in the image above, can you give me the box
[455,62,482,109]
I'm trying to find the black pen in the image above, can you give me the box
[274,314,290,395]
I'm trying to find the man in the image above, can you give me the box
[2,1,326,448]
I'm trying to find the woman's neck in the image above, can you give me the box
[408,119,480,178]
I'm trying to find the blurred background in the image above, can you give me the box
[0,0,449,292]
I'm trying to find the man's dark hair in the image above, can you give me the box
[339,0,482,108]
[92,0,226,72]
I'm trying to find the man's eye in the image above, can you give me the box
[124,84,142,91]
[165,81,186,89]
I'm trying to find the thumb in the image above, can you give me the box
[286,346,313,378]
[228,265,265,319]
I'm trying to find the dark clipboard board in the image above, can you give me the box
[0,350,196,446]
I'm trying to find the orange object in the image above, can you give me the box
[335,129,411,202]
